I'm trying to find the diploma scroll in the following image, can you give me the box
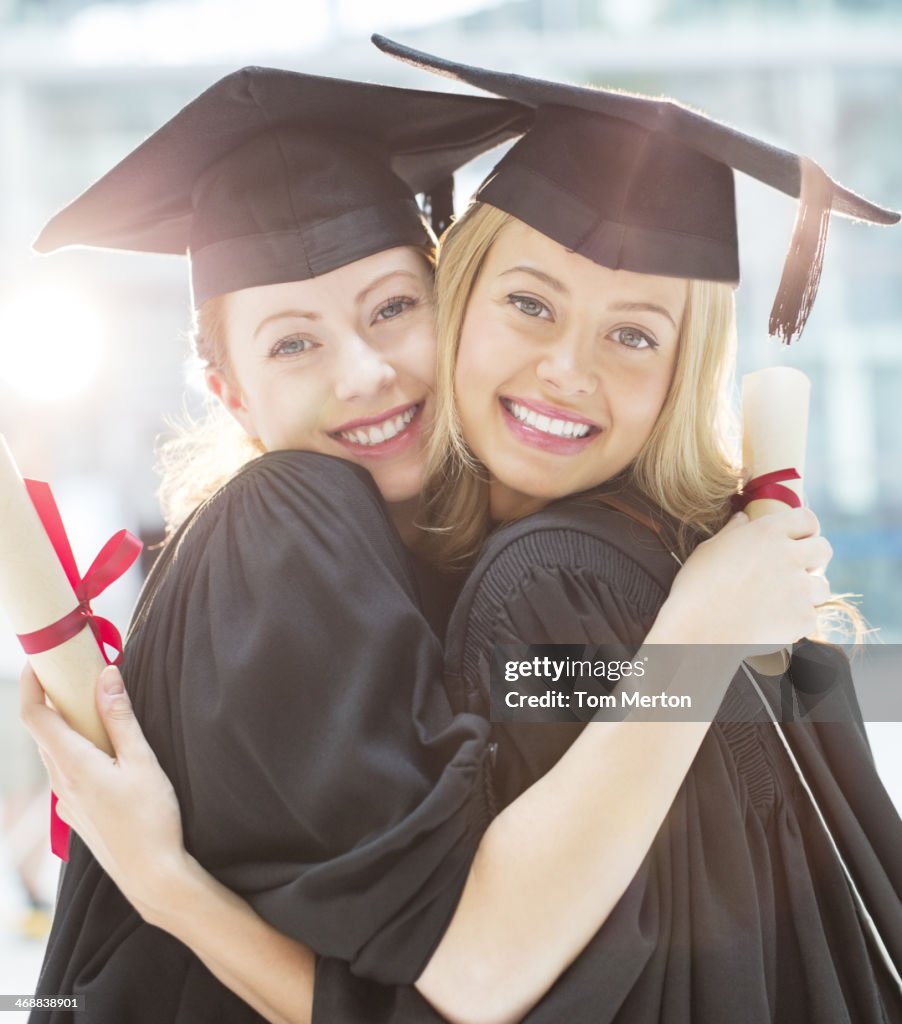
[739,367,811,675]
[0,435,139,756]
[740,368,810,519]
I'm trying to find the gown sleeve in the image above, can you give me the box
[309,520,675,1024]
[125,450,494,985]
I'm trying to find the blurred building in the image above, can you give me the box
[0,0,900,631]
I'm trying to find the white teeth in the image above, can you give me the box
[506,400,591,439]
[337,405,418,446]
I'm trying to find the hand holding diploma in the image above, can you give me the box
[0,435,141,756]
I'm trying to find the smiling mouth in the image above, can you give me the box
[501,399,598,439]
[331,402,422,448]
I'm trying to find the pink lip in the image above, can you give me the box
[504,396,599,429]
[331,401,420,434]
[330,402,424,461]
[500,397,601,455]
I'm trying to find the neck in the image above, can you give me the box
[489,481,546,525]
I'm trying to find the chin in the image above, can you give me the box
[370,463,425,506]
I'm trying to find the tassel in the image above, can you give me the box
[424,176,455,237]
[768,156,834,345]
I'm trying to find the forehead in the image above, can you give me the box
[224,246,432,321]
[483,217,688,315]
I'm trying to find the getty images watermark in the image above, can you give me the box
[489,643,902,724]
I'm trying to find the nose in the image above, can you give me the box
[333,334,397,402]
[536,328,598,397]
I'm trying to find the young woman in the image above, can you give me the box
[383,38,902,1023]
[22,45,900,1024]
[21,64,531,1024]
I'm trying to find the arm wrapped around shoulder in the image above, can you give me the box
[126,452,493,984]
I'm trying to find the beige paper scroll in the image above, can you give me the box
[741,367,810,519]
[741,367,811,675]
[0,435,112,754]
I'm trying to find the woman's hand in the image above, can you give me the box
[658,506,832,650]
[21,662,316,1023]
[19,662,187,924]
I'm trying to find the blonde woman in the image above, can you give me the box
[23,44,901,1024]
[384,38,902,1024]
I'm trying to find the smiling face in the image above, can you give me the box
[454,218,685,520]
[206,246,435,505]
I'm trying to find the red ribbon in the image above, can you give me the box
[16,479,142,860]
[732,467,802,513]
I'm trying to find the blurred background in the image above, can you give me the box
[0,0,900,1008]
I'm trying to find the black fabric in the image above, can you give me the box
[314,487,902,1022]
[372,34,898,227]
[32,452,494,1022]
[372,35,898,342]
[33,67,531,305]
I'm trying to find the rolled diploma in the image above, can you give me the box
[0,435,112,754]
[741,367,810,517]
[741,367,811,675]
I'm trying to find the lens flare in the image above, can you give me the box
[0,284,106,403]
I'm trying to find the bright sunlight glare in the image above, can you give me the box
[0,284,106,403]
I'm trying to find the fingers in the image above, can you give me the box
[779,506,821,540]
[96,667,156,767]
[793,534,833,574]
[19,662,46,715]
[20,666,106,780]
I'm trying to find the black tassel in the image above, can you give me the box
[424,176,455,237]
[768,156,834,345]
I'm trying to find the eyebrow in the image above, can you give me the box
[609,301,679,330]
[253,309,320,340]
[500,266,679,329]
[499,266,568,293]
[355,269,424,305]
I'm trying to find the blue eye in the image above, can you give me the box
[374,296,416,322]
[610,326,657,350]
[509,294,551,319]
[271,335,316,357]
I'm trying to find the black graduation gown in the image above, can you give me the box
[443,491,902,1024]
[32,451,494,1023]
[313,488,902,1022]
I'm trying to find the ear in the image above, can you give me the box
[205,366,257,438]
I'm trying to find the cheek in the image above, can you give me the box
[453,327,494,428]
[455,309,520,396]
[256,373,329,441]
[609,360,675,436]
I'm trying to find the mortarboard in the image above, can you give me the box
[372,34,899,344]
[34,66,530,307]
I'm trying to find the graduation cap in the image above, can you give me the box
[373,34,899,344]
[34,66,530,308]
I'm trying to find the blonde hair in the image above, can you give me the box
[422,202,865,640]
[156,295,264,535]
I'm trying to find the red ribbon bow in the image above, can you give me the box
[16,479,142,860]
[732,467,802,513]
